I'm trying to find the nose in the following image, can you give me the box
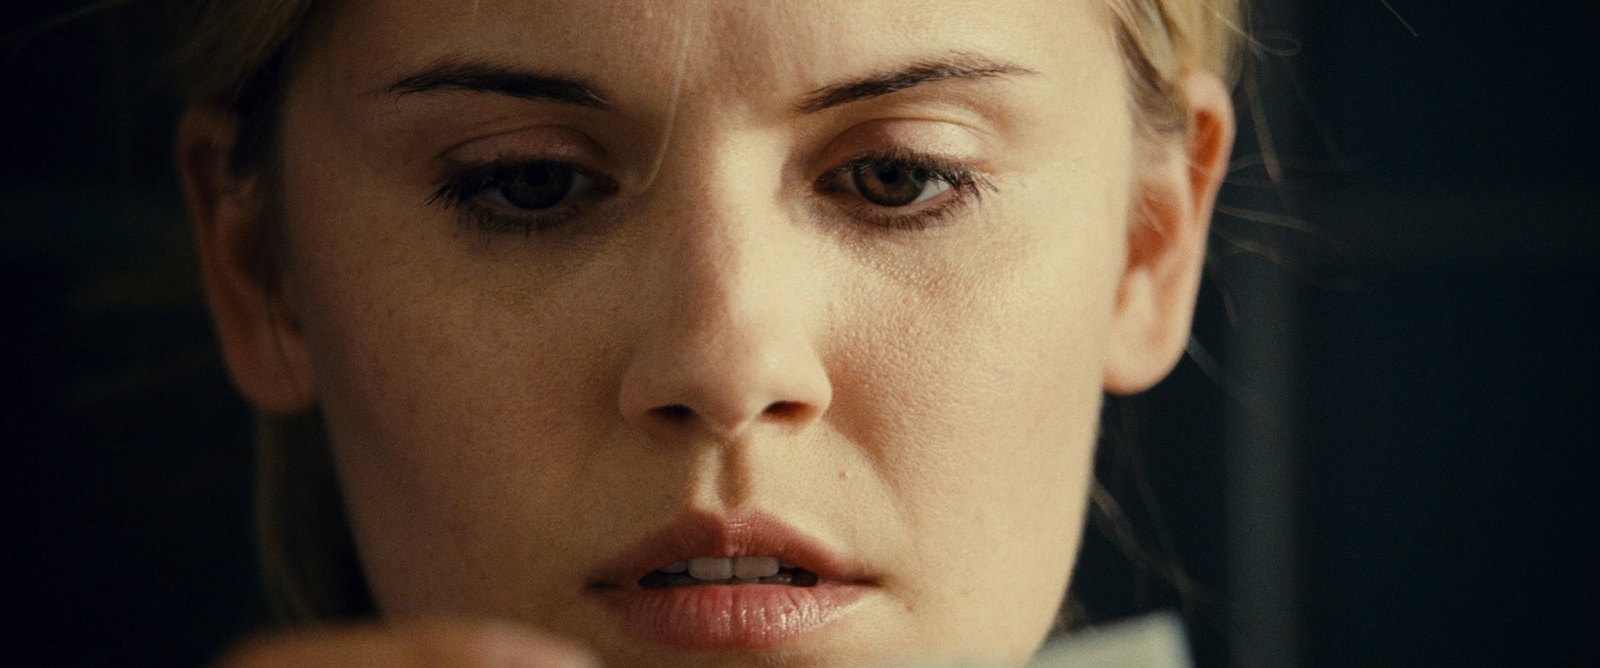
[616,182,832,444]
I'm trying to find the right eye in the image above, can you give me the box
[478,163,583,210]
[429,161,617,235]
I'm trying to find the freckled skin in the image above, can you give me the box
[194,1,1226,666]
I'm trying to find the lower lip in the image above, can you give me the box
[594,582,867,651]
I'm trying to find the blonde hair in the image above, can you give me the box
[1106,0,1244,139]
[172,0,1246,623]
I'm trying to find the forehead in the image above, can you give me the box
[299,0,1120,115]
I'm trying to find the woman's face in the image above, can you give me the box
[256,0,1172,665]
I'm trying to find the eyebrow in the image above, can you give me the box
[794,54,1038,114]
[378,54,1033,114]
[382,61,610,109]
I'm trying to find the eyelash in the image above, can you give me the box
[427,151,995,236]
[427,159,617,236]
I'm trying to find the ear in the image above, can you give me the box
[1104,70,1235,394]
[177,105,317,413]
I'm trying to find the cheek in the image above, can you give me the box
[274,120,637,616]
[826,184,1129,651]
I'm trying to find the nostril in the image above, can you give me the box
[650,405,694,422]
[644,401,811,433]
[763,401,807,421]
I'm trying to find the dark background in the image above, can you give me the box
[4,1,1596,666]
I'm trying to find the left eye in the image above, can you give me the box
[848,161,953,207]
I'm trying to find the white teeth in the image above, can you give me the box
[687,557,733,580]
[674,556,785,581]
[733,556,781,579]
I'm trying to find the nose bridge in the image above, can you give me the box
[618,140,831,442]
[669,154,768,321]
[646,133,787,334]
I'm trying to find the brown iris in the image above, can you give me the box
[852,162,935,207]
[494,163,575,209]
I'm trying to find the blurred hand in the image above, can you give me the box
[216,619,599,668]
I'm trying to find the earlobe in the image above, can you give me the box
[177,106,318,413]
[1104,70,1236,395]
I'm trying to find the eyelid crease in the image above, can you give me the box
[439,124,613,169]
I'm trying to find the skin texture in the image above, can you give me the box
[180,1,1234,666]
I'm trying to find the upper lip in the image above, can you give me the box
[587,510,872,588]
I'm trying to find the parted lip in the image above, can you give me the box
[586,509,873,588]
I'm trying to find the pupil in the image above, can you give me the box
[500,164,574,209]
